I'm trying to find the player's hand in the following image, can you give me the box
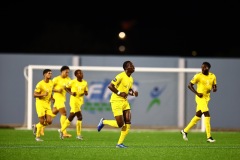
[197,93,203,98]
[134,91,138,97]
[213,88,217,92]
[71,92,77,96]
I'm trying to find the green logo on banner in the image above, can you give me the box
[147,98,161,112]
[147,86,166,112]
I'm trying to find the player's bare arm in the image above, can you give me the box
[108,82,127,98]
[212,85,217,92]
[53,88,62,93]
[188,82,203,98]
[34,91,48,98]
[64,86,76,96]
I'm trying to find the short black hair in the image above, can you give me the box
[123,61,131,70]
[60,66,70,72]
[202,62,211,68]
[74,69,81,76]
[43,69,51,75]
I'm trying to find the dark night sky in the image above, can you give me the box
[1,1,240,57]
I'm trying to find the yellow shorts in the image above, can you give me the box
[69,99,83,113]
[196,97,209,112]
[36,102,53,117]
[110,100,130,117]
[53,98,66,109]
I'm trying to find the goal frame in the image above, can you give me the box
[24,63,204,131]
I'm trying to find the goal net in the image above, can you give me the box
[24,65,204,131]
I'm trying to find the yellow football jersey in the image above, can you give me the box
[52,75,71,101]
[190,72,217,100]
[66,79,88,103]
[34,80,54,103]
[110,71,134,102]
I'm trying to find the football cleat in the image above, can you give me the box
[116,143,128,148]
[180,130,188,141]
[76,135,83,140]
[58,129,64,140]
[97,118,104,132]
[207,137,216,143]
[32,124,37,136]
[35,137,43,142]
[63,133,72,138]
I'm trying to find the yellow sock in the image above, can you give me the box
[60,115,67,134]
[41,126,45,136]
[104,120,118,128]
[36,122,44,138]
[184,116,201,132]
[40,120,49,136]
[204,117,211,138]
[61,119,71,132]
[117,124,130,144]
[76,120,82,136]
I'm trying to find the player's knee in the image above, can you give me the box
[61,112,67,116]
[203,111,210,117]
[117,122,124,128]
[46,120,52,125]
[39,119,45,125]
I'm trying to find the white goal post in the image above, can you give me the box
[24,63,204,131]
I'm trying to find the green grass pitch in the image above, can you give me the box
[0,128,240,160]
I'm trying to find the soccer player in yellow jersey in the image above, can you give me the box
[58,69,88,140]
[32,69,54,141]
[181,62,217,143]
[40,66,72,137]
[97,61,138,148]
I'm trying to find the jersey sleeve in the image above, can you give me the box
[190,73,199,84]
[34,82,41,92]
[52,77,58,87]
[111,73,122,86]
